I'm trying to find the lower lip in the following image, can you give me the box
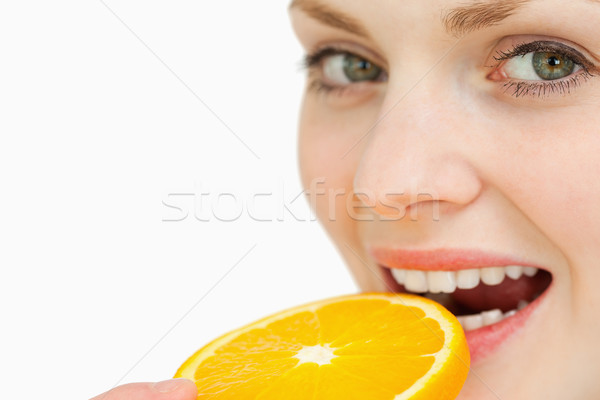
[465,287,548,363]
[380,266,550,364]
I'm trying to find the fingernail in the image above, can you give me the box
[153,378,189,393]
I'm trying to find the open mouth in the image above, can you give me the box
[381,265,552,331]
[371,248,554,362]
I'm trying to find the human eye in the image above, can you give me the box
[487,40,598,98]
[302,46,388,96]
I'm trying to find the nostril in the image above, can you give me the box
[405,199,470,220]
[404,199,443,222]
[354,155,483,221]
[366,193,451,222]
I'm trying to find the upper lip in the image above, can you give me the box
[370,247,544,271]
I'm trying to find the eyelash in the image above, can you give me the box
[302,41,598,99]
[492,41,596,98]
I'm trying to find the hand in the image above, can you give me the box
[90,379,197,400]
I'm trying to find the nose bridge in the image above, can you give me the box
[371,87,453,176]
[353,86,482,216]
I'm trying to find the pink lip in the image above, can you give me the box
[464,284,549,363]
[371,247,541,271]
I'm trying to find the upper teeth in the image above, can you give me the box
[392,265,539,294]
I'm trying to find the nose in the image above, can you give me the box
[353,91,483,221]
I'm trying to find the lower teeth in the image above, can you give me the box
[457,302,527,331]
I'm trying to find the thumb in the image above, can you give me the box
[90,379,197,400]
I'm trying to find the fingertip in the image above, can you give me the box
[89,380,197,400]
[153,378,197,398]
[174,379,198,399]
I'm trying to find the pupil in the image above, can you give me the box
[547,56,561,67]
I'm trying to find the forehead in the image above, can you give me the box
[290,0,533,38]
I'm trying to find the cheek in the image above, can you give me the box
[298,103,361,229]
[502,120,600,252]
[297,96,381,272]
[298,95,381,204]
[492,113,600,305]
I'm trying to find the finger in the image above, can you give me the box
[89,379,197,400]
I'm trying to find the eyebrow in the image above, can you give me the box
[442,0,530,37]
[288,0,369,38]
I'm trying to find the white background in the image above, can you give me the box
[0,1,357,398]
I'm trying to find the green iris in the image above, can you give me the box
[532,52,575,80]
[342,55,382,82]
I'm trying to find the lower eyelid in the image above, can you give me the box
[497,72,592,99]
[306,75,386,105]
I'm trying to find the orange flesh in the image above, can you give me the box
[176,294,469,400]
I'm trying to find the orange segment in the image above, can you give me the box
[175,293,470,400]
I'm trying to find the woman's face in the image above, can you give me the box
[290,0,600,398]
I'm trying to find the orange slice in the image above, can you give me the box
[175,293,470,399]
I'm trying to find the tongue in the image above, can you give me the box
[451,271,551,313]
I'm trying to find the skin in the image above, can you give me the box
[89,380,197,400]
[290,0,600,399]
